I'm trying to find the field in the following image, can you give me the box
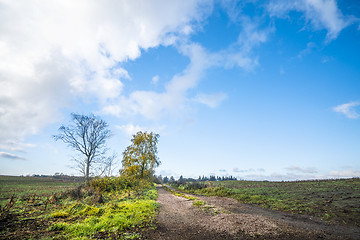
[172,178,360,226]
[0,175,81,206]
[0,175,159,239]
[2,176,360,239]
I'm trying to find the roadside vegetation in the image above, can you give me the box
[1,125,162,239]
[49,177,158,239]
[170,178,360,226]
[0,176,159,239]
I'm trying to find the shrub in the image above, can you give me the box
[183,182,207,191]
[90,177,152,193]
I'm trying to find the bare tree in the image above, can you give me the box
[53,113,113,184]
[97,152,118,177]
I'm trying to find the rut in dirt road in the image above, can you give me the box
[143,185,360,240]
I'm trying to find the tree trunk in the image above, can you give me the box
[85,156,90,185]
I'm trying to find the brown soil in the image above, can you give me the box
[0,213,53,240]
[143,185,360,240]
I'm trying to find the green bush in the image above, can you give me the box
[183,182,207,191]
[89,176,154,194]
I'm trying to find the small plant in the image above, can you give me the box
[48,222,68,231]
[183,195,197,200]
[51,210,69,218]
[193,200,206,206]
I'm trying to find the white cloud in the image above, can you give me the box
[117,124,144,137]
[103,19,270,119]
[221,16,273,70]
[0,151,25,161]
[297,42,317,59]
[333,101,360,119]
[233,168,265,173]
[0,49,74,151]
[193,93,228,108]
[328,169,360,178]
[103,43,219,119]
[0,142,35,152]
[285,165,318,173]
[304,0,355,41]
[267,0,356,41]
[321,56,334,63]
[0,0,279,152]
[152,75,160,84]
[0,0,212,150]
[117,123,165,137]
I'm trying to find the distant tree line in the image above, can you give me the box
[156,175,237,184]
[20,173,85,182]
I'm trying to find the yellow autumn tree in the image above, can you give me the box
[121,131,160,179]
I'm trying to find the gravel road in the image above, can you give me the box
[143,185,360,239]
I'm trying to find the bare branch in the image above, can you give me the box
[53,113,114,183]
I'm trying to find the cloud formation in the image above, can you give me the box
[267,0,356,41]
[1,0,356,154]
[285,165,318,173]
[0,0,211,150]
[117,123,165,137]
[328,169,360,178]
[333,101,360,119]
[152,75,160,85]
[0,152,25,161]
[233,168,266,173]
[193,93,228,108]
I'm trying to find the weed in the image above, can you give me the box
[51,211,69,218]
[48,222,68,231]
[183,195,197,200]
[193,200,206,206]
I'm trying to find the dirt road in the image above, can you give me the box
[143,185,360,239]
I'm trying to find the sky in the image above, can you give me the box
[1,0,360,181]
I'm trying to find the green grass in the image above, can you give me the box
[172,178,360,226]
[49,198,158,239]
[47,179,159,239]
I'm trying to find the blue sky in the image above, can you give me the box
[1,0,359,180]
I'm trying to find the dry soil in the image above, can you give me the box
[143,185,360,240]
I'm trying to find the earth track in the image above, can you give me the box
[143,185,360,239]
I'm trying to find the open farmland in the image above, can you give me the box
[0,175,82,206]
[1,176,360,239]
[172,178,360,227]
